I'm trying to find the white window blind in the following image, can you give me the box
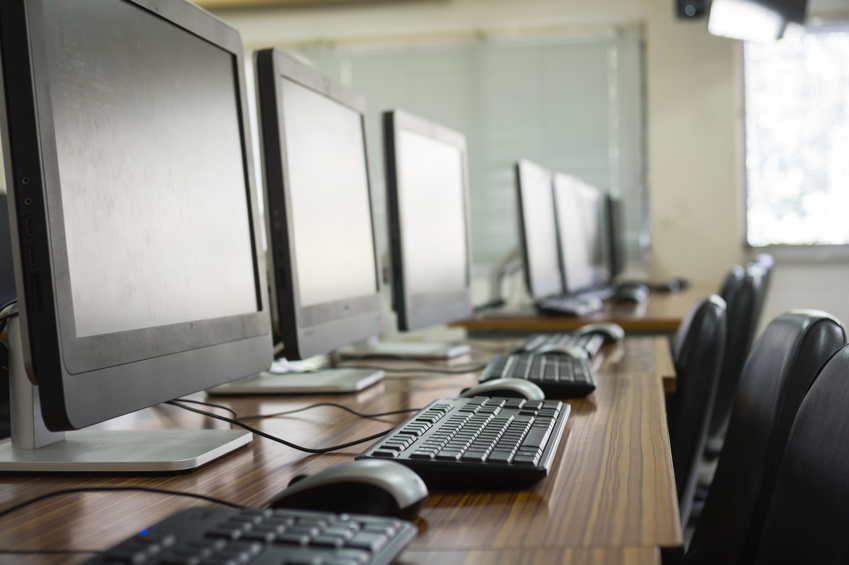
[294,29,646,267]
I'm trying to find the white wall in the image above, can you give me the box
[209,0,849,327]
[212,0,644,50]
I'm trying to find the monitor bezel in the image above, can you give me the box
[254,48,383,360]
[0,0,272,431]
[605,194,625,283]
[383,109,473,332]
[515,159,564,301]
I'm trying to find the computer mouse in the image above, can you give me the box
[264,459,428,520]
[573,322,626,343]
[652,279,682,293]
[613,283,649,304]
[460,378,545,400]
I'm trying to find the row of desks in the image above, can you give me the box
[0,333,682,565]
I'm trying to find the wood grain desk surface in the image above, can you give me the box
[0,337,680,565]
[454,284,714,335]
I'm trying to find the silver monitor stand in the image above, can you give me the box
[0,315,252,472]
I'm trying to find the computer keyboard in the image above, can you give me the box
[536,295,603,316]
[84,506,417,565]
[479,351,597,398]
[358,396,570,489]
[513,331,605,357]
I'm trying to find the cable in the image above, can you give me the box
[0,549,99,556]
[237,402,420,422]
[0,486,245,522]
[172,397,238,419]
[166,401,394,454]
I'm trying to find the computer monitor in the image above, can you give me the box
[515,159,563,300]
[575,181,605,287]
[0,0,272,470]
[552,173,598,294]
[383,110,474,333]
[605,195,626,283]
[217,48,385,393]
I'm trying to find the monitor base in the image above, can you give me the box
[206,367,384,395]
[337,340,470,360]
[0,429,251,472]
[1,313,252,473]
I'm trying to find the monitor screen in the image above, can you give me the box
[515,159,563,300]
[575,182,605,288]
[0,0,272,431]
[553,173,596,293]
[384,110,473,332]
[255,49,383,359]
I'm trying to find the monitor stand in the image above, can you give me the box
[337,336,470,360]
[206,367,384,395]
[0,316,252,472]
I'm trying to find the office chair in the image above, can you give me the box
[753,343,849,564]
[706,265,764,438]
[717,265,745,307]
[685,311,846,565]
[666,295,726,527]
[748,253,774,330]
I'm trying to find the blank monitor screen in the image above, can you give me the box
[50,6,258,338]
[515,159,562,300]
[281,79,378,307]
[384,110,473,332]
[575,182,605,287]
[255,49,382,359]
[0,0,272,431]
[553,173,596,293]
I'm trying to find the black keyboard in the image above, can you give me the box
[513,332,605,357]
[84,507,416,565]
[536,295,603,316]
[358,396,569,489]
[479,351,597,398]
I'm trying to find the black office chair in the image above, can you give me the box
[685,311,846,565]
[717,265,745,307]
[753,343,849,564]
[706,265,764,438]
[748,253,774,330]
[666,295,726,527]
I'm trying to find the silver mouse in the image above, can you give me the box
[459,378,545,401]
[265,459,428,520]
[573,322,625,343]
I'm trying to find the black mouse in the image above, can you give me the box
[264,460,428,520]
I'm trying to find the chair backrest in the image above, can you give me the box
[748,253,774,329]
[667,295,726,527]
[686,311,846,565]
[718,265,745,307]
[707,265,765,437]
[754,343,849,564]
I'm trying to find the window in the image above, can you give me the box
[292,29,647,266]
[744,26,849,247]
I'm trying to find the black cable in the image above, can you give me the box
[237,402,420,422]
[0,549,99,556]
[0,486,245,522]
[172,397,238,419]
[166,401,394,454]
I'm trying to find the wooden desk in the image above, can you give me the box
[0,337,680,565]
[454,284,713,336]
